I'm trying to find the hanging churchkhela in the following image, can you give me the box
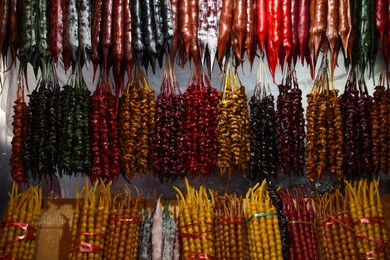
[276,67,305,176]
[216,60,250,177]
[9,70,29,184]
[90,67,121,183]
[151,61,186,181]
[371,74,390,176]
[182,70,218,177]
[249,59,277,181]
[340,67,373,179]
[59,65,92,176]
[305,57,343,182]
[119,66,155,180]
[26,62,62,180]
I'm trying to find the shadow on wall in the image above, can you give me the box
[35,199,76,260]
[0,108,12,219]
[59,214,71,260]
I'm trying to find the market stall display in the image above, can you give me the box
[2,0,390,184]
[0,178,389,259]
[0,0,390,259]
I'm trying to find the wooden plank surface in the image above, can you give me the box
[381,194,390,239]
[36,199,75,260]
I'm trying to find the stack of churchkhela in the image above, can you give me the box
[104,185,143,260]
[244,181,285,260]
[0,183,41,260]
[68,181,111,259]
[314,187,359,260]
[314,180,389,260]
[174,178,215,259]
[280,188,319,260]
[214,193,250,260]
